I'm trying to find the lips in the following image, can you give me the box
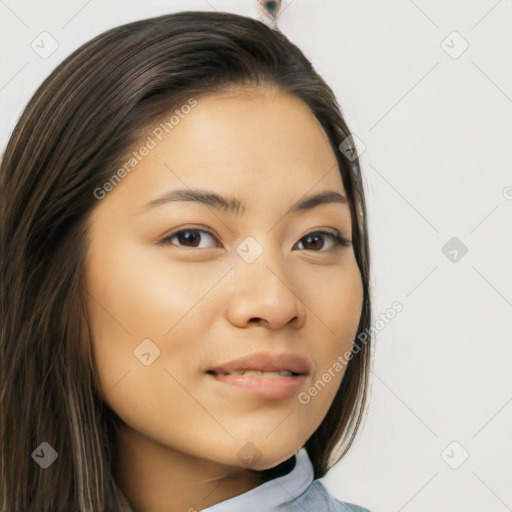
[206,352,311,400]
[206,352,312,376]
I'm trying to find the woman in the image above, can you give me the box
[1,10,372,511]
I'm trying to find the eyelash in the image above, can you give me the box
[158,227,351,251]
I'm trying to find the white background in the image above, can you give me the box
[1,1,511,511]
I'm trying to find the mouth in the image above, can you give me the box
[206,371,308,400]
[206,352,312,377]
[205,352,311,400]
[206,369,303,378]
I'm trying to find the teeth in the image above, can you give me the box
[223,370,295,378]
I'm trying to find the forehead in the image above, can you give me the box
[93,89,346,217]
[174,88,335,164]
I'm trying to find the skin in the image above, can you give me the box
[84,87,363,512]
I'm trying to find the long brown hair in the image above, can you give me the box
[1,11,371,511]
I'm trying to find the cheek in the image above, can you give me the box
[84,242,232,400]
[303,260,363,385]
[298,282,361,422]
[332,267,364,346]
[301,257,363,342]
[84,240,226,340]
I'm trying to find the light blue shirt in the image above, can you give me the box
[202,448,372,511]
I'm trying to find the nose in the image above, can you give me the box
[225,252,306,330]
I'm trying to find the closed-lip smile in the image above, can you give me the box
[206,352,312,400]
[206,351,312,376]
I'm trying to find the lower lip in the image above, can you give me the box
[208,373,307,400]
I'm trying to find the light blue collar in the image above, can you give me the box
[202,448,314,511]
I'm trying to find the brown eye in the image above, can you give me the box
[294,230,351,252]
[158,227,351,251]
[159,228,220,248]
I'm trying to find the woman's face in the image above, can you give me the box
[85,88,363,471]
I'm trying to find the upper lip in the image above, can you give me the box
[206,352,312,375]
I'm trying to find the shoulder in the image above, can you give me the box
[288,479,372,512]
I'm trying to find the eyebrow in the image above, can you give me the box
[138,188,347,216]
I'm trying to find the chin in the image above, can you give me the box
[222,441,302,471]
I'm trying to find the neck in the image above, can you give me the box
[112,419,267,512]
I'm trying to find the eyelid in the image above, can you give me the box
[297,229,352,249]
[158,225,351,250]
[158,225,220,248]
